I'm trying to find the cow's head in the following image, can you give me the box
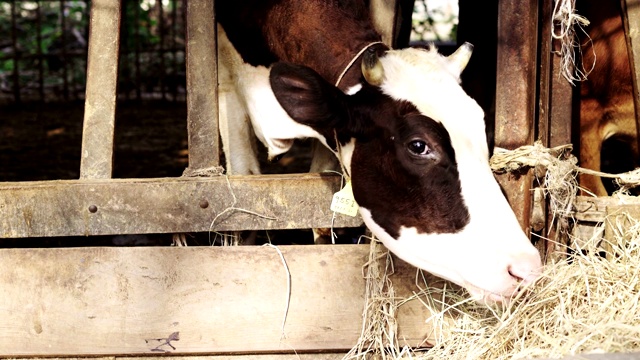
[269,44,542,303]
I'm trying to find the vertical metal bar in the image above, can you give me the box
[494,0,539,234]
[10,0,20,104]
[83,0,91,102]
[121,0,129,101]
[134,0,141,101]
[79,0,122,179]
[184,0,219,171]
[36,0,45,102]
[60,0,69,101]
[158,0,166,100]
[171,0,178,102]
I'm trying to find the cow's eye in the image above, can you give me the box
[407,139,429,156]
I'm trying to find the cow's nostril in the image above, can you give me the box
[507,257,543,287]
[508,266,524,282]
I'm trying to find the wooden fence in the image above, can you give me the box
[2,0,639,358]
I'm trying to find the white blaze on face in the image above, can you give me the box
[360,46,542,301]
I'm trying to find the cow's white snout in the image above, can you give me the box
[467,247,543,305]
[507,250,543,287]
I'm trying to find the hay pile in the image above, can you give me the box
[417,217,640,359]
[347,141,640,360]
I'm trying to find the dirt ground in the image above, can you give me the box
[0,100,365,247]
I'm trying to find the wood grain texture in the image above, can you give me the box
[0,245,444,357]
[79,0,121,179]
[0,174,363,238]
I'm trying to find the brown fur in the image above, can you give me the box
[578,1,638,195]
[216,0,384,91]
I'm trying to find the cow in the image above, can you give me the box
[215,0,542,303]
[577,0,639,196]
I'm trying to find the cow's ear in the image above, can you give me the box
[269,62,347,131]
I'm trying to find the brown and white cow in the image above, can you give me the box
[216,0,542,303]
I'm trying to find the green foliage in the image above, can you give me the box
[0,0,186,102]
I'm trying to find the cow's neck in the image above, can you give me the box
[217,1,384,91]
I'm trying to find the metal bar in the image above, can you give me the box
[134,0,141,101]
[158,0,166,100]
[184,0,220,171]
[0,46,194,60]
[494,0,539,234]
[0,174,362,238]
[120,0,130,101]
[36,0,45,102]
[171,0,178,101]
[60,0,69,101]
[10,0,20,104]
[79,0,122,179]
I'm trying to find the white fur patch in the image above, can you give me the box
[218,26,323,164]
[363,47,543,299]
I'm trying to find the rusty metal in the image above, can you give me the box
[10,0,20,104]
[158,0,167,101]
[171,0,179,101]
[494,0,539,234]
[199,199,209,209]
[534,0,574,258]
[79,0,122,179]
[134,0,141,101]
[36,0,45,102]
[0,174,363,238]
[184,0,220,171]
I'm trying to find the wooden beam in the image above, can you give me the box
[185,0,220,172]
[0,245,449,356]
[80,0,121,179]
[494,0,539,233]
[0,174,363,238]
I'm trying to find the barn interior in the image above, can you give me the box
[1,0,640,358]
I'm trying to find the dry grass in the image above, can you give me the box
[418,217,640,359]
[348,214,640,360]
[346,142,640,359]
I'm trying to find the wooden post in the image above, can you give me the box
[494,0,539,234]
[184,0,220,173]
[533,0,575,259]
[80,0,121,179]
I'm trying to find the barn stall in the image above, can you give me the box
[1,0,640,359]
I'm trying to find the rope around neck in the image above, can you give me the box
[334,41,384,87]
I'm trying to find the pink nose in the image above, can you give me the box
[507,251,543,286]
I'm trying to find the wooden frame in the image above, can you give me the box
[0,245,447,356]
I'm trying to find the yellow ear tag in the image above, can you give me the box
[330,180,359,217]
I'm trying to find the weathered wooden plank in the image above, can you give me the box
[573,195,640,222]
[9,351,640,360]
[0,174,363,238]
[80,0,121,179]
[494,0,539,233]
[7,356,347,360]
[536,0,575,258]
[185,0,220,172]
[571,195,640,251]
[5,357,347,360]
[0,245,444,356]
